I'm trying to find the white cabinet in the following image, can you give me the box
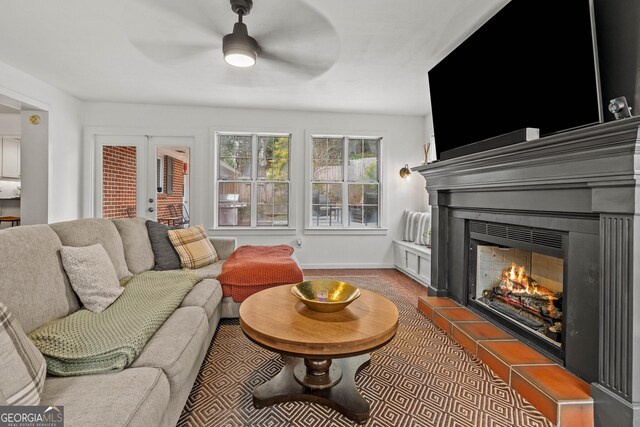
[394,240,431,287]
[1,138,20,178]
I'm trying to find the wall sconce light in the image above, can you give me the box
[399,164,411,179]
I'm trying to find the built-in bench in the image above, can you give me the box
[393,240,431,287]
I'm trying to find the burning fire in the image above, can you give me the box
[485,262,562,325]
[501,263,554,298]
[500,263,557,315]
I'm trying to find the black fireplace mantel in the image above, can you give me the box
[414,117,640,427]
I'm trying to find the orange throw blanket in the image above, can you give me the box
[217,245,303,302]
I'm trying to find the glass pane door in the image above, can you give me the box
[95,135,145,219]
[149,137,192,228]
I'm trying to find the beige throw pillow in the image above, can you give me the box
[0,301,47,405]
[60,244,124,313]
[167,225,218,270]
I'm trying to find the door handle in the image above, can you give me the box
[148,207,155,213]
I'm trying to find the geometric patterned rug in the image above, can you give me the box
[178,275,553,427]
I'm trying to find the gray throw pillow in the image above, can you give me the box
[0,301,47,405]
[145,220,181,271]
[60,244,124,313]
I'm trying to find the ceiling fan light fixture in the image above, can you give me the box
[223,21,259,68]
[224,50,256,68]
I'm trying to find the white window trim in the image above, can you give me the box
[212,130,295,230]
[304,130,388,233]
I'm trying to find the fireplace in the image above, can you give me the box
[415,118,640,426]
[466,221,567,360]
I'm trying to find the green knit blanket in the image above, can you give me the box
[29,271,201,376]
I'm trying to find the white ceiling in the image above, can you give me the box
[0,0,507,115]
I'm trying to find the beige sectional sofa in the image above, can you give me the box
[0,218,236,427]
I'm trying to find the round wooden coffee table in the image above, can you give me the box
[239,284,399,423]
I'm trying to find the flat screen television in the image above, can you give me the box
[428,0,602,161]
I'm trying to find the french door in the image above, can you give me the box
[94,135,193,222]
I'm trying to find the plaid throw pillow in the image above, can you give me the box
[167,225,219,270]
[0,301,47,405]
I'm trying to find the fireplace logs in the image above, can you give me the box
[478,262,563,344]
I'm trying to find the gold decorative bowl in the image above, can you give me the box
[291,280,361,313]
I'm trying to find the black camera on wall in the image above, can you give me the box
[608,96,633,120]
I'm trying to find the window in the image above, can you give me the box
[217,133,290,227]
[156,156,164,193]
[165,156,174,194]
[310,136,381,228]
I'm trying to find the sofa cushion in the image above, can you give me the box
[190,260,224,280]
[0,225,80,333]
[180,279,223,319]
[168,225,218,269]
[41,367,169,427]
[112,218,155,274]
[50,219,132,280]
[131,307,208,392]
[146,220,181,271]
[60,244,124,313]
[0,302,46,405]
[210,237,237,260]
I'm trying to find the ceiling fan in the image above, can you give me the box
[125,0,340,85]
[222,0,259,67]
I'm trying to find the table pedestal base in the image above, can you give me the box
[253,354,371,423]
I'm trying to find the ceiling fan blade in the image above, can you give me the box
[132,41,218,65]
[249,0,338,47]
[256,22,334,48]
[127,0,227,38]
[259,51,321,78]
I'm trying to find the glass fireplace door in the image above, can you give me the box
[472,244,564,347]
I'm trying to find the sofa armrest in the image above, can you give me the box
[209,237,237,260]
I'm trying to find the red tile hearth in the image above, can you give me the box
[418,296,593,427]
[452,322,514,355]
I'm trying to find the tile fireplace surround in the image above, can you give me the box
[414,117,640,427]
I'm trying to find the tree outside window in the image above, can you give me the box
[217,133,291,227]
[310,136,381,228]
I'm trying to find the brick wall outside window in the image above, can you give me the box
[157,156,185,221]
[102,147,186,221]
[102,146,137,219]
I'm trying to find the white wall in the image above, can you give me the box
[0,60,83,223]
[83,102,427,268]
[20,110,48,224]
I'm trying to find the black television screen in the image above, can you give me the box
[428,0,602,160]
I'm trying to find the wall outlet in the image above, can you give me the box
[296,237,303,248]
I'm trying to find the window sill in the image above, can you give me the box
[208,227,298,236]
[304,227,388,236]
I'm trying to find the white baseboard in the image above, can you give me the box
[299,262,395,269]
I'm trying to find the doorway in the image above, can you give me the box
[155,146,190,227]
[0,101,22,229]
[94,134,192,224]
